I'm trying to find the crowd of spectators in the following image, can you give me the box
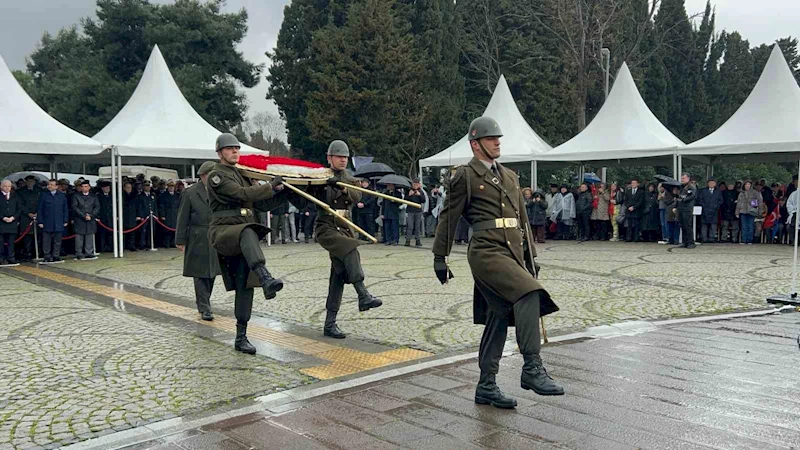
[521,174,799,246]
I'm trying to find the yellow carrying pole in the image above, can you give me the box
[337,182,422,209]
[280,182,378,244]
[541,318,549,343]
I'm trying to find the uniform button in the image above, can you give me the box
[520,242,524,246]
[507,241,511,245]
[502,202,506,207]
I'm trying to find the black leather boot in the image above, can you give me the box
[254,264,283,300]
[234,324,257,354]
[323,310,346,339]
[475,372,517,409]
[415,239,422,247]
[521,354,564,395]
[354,281,382,312]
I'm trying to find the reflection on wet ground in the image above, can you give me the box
[122,311,800,450]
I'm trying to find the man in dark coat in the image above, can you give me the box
[37,179,69,263]
[433,117,562,410]
[136,181,158,250]
[381,185,402,245]
[97,181,114,252]
[176,161,222,322]
[306,140,383,339]
[623,179,645,242]
[122,181,140,252]
[302,202,317,243]
[157,180,181,248]
[405,178,425,247]
[676,173,698,249]
[0,180,22,265]
[353,179,377,241]
[17,176,41,261]
[721,181,741,242]
[207,133,290,354]
[71,180,100,260]
[697,178,724,243]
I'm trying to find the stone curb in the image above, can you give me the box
[61,305,791,450]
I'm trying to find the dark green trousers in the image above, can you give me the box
[478,291,542,375]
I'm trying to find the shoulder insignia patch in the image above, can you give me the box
[211,174,221,186]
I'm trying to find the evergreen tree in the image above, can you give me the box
[717,32,754,123]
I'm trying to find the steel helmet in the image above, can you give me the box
[327,140,350,157]
[468,116,503,141]
[215,133,241,151]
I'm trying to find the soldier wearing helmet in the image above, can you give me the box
[205,133,293,355]
[305,140,382,339]
[432,117,563,409]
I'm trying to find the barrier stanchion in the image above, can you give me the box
[33,219,39,262]
[149,212,157,252]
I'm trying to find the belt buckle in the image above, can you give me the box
[495,218,504,228]
[504,218,517,228]
[240,208,249,217]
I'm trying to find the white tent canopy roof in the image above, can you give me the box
[684,44,800,158]
[0,53,104,159]
[93,45,261,160]
[420,75,551,168]
[538,62,684,163]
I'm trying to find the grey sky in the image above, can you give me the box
[0,0,797,120]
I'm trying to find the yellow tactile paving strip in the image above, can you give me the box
[11,265,433,380]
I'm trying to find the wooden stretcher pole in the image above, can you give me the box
[541,318,549,344]
[280,182,378,244]
[338,182,422,209]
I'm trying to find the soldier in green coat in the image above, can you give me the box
[432,117,563,409]
[206,133,290,354]
[307,140,383,339]
[176,161,222,322]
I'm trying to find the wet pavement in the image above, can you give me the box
[45,239,789,352]
[116,311,800,450]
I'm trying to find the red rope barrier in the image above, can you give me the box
[13,221,33,243]
[62,234,75,240]
[96,218,150,234]
[97,219,115,232]
[153,216,177,232]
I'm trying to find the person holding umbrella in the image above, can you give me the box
[379,175,406,245]
[433,116,563,410]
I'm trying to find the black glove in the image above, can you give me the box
[433,255,454,285]
[326,177,342,188]
[270,175,284,187]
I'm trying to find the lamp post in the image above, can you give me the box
[601,48,610,183]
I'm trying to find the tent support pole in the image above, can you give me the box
[191,164,196,181]
[117,153,124,258]
[673,154,678,179]
[531,160,538,190]
[792,157,800,296]
[111,148,119,258]
[601,168,607,183]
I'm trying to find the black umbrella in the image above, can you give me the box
[654,174,677,183]
[354,163,395,179]
[662,180,682,189]
[377,174,411,189]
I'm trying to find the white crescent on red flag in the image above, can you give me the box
[237,155,332,180]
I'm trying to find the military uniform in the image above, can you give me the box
[677,181,697,248]
[176,161,221,321]
[307,140,382,339]
[433,117,563,409]
[206,133,289,354]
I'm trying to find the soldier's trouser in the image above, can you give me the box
[406,212,423,241]
[678,210,694,244]
[240,228,266,270]
[478,291,542,375]
[75,234,95,257]
[193,277,214,313]
[325,249,365,314]
[42,232,62,259]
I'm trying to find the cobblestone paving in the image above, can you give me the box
[0,274,313,450]
[55,239,789,352]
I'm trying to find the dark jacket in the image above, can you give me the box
[623,187,646,218]
[122,191,139,230]
[665,191,679,222]
[98,192,114,226]
[176,181,221,279]
[71,192,100,235]
[677,183,697,212]
[36,190,69,233]
[0,191,22,234]
[722,189,739,221]
[697,187,724,224]
[381,189,403,220]
[575,190,593,215]
[157,191,181,228]
[642,190,660,231]
[405,189,425,214]
[527,195,548,226]
[137,192,158,219]
[308,169,365,258]
[17,187,41,229]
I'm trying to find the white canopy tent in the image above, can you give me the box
[0,53,105,164]
[419,74,551,173]
[680,44,800,305]
[94,45,265,259]
[537,62,685,174]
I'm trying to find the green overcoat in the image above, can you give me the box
[310,170,365,259]
[432,157,558,325]
[175,181,221,279]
